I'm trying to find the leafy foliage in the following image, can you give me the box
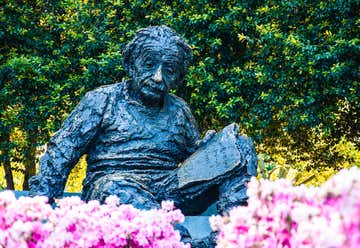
[1,0,359,189]
[65,156,86,192]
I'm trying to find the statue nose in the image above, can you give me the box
[152,66,162,82]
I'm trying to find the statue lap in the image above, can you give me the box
[84,123,257,215]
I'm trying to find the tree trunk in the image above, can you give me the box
[22,134,37,190]
[3,157,15,190]
[1,132,15,190]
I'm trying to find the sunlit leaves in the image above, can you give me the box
[1,0,359,189]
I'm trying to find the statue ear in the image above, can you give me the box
[123,59,134,78]
[128,64,135,77]
[122,44,135,78]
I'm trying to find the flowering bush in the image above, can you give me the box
[210,166,360,248]
[0,193,189,248]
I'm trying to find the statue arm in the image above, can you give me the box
[29,89,108,200]
[182,103,201,156]
[182,102,218,154]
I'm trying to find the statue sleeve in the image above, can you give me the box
[29,89,109,200]
[182,103,201,156]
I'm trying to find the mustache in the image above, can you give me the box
[140,78,167,92]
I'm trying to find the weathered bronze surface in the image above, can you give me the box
[29,25,257,246]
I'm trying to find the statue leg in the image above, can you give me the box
[175,124,258,214]
[173,140,256,247]
[216,168,251,213]
[216,134,258,213]
[82,173,160,210]
[83,172,194,245]
[174,167,252,214]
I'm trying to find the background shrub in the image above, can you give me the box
[1,0,359,189]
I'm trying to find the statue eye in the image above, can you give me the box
[144,60,154,68]
[164,67,175,75]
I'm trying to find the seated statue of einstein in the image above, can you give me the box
[29,26,257,220]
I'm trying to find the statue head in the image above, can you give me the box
[123,25,192,107]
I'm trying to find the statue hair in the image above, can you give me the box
[122,25,192,82]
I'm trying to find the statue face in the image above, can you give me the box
[131,44,183,107]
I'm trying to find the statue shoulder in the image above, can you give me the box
[168,94,191,112]
[76,83,124,113]
[168,94,200,143]
[83,82,125,102]
[85,82,123,98]
[167,94,196,122]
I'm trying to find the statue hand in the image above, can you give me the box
[196,130,216,148]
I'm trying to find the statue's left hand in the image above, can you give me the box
[196,130,216,148]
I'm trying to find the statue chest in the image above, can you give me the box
[96,100,188,158]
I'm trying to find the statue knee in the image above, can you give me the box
[217,176,250,213]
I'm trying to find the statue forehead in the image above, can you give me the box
[122,25,191,77]
[137,39,183,59]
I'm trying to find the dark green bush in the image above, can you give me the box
[1,0,359,188]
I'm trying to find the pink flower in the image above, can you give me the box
[0,192,188,248]
[213,166,360,248]
[161,200,175,211]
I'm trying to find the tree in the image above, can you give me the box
[1,0,359,189]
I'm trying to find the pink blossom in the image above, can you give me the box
[0,193,188,248]
[212,166,360,248]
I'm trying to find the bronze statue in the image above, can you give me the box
[29,25,257,246]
